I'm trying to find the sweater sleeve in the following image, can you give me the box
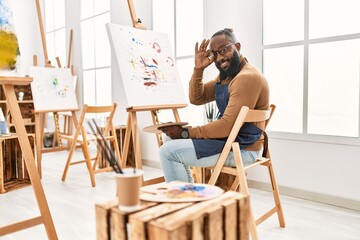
[189,68,217,105]
[188,66,267,139]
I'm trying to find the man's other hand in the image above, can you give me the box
[158,125,183,139]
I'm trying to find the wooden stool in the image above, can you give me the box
[0,133,35,193]
[96,191,250,240]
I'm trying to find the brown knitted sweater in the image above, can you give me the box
[187,56,269,151]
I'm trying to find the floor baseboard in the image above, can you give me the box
[142,159,161,169]
[141,160,360,211]
[247,180,360,211]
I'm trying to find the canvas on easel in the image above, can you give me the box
[107,21,190,184]
[29,66,78,112]
[106,23,187,107]
[29,67,79,171]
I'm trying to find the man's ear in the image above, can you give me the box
[235,42,241,51]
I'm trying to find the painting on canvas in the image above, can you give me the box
[29,66,78,112]
[106,23,187,107]
[0,0,20,76]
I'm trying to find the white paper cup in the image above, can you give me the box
[115,168,143,212]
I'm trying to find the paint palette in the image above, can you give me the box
[140,182,224,203]
[143,122,188,134]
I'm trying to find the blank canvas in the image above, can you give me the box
[106,23,187,107]
[29,66,78,112]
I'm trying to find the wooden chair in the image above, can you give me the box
[61,103,121,187]
[205,104,285,240]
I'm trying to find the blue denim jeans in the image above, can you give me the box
[159,138,262,183]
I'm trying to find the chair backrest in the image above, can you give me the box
[223,104,275,153]
[211,104,275,175]
[76,103,117,137]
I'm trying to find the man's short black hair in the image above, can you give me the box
[211,28,237,43]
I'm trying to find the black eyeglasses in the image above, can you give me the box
[212,43,235,58]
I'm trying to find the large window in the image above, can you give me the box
[263,0,360,142]
[45,0,66,67]
[80,0,111,105]
[152,0,204,125]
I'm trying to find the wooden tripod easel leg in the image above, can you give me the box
[130,112,143,169]
[122,109,169,185]
[35,112,46,178]
[121,111,142,169]
[53,112,63,147]
[121,113,132,168]
[0,84,57,239]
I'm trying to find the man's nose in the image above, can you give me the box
[215,53,224,62]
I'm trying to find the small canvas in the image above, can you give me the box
[106,23,187,107]
[29,66,78,112]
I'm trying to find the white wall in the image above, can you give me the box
[266,138,360,202]
[9,0,44,76]
[65,0,82,105]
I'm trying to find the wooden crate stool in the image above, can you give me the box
[98,125,136,169]
[96,191,250,240]
[0,133,35,193]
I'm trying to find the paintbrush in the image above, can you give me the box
[92,119,124,174]
[87,119,123,174]
[88,120,123,174]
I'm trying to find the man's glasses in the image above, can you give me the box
[211,43,235,58]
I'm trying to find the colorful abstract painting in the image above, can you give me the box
[29,67,78,112]
[0,0,20,75]
[106,23,186,107]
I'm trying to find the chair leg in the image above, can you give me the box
[248,206,259,240]
[191,167,203,183]
[232,143,259,240]
[230,176,239,191]
[83,143,96,187]
[111,129,122,169]
[267,162,286,227]
[61,139,77,181]
[92,144,103,171]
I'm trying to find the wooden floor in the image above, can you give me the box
[1,150,360,240]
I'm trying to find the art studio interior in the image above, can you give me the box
[1,0,360,239]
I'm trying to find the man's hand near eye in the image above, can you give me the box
[195,39,214,70]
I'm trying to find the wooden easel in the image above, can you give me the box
[35,109,79,177]
[34,0,78,176]
[119,1,188,185]
[127,0,146,30]
[0,76,57,239]
[121,104,187,185]
[52,29,75,150]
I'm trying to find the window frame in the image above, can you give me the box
[152,0,205,125]
[262,0,360,146]
[80,0,111,106]
[44,0,67,68]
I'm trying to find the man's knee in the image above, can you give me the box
[159,141,173,161]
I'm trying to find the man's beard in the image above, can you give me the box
[216,51,241,81]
